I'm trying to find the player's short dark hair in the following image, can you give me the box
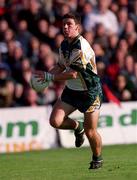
[62,12,81,25]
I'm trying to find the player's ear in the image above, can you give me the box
[75,24,79,31]
[77,24,81,32]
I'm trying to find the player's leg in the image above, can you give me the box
[50,98,84,147]
[50,98,77,129]
[84,110,103,169]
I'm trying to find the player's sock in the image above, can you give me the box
[74,121,84,147]
[92,155,103,161]
[75,121,84,133]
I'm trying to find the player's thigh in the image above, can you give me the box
[50,98,76,124]
[84,110,100,130]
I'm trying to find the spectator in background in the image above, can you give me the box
[109,1,119,14]
[92,43,109,66]
[53,33,64,54]
[118,38,128,54]
[46,24,59,48]
[1,26,22,63]
[16,20,32,56]
[0,19,9,41]
[82,30,94,46]
[79,1,93,24]
[20,60,32,89]
[77,0,97,14]
[0,0,7,17]
[117,0,128,8]
[132,62,137,100]
[107,33,119,60]
[94,23,108,49]
[0,21,9,60]
[106,48,126,83]
[39,43,52,58]
[13,83,24,107]
[117,7,128,36]
[18,0,49,36]
[115,48,126,71]
[121,55,136,88]
[36,54,56,72]
[36,43,53,70]
[3,0,20,31]
[129,0,137,27]
[96,60,112,102]
[28,36,40,66]
[21,57,32,72]
[4,78,15,106]
[97,61,111,86]
[41,0,55,23]
[113,73,132,101]
[6,40,21,62]
[4,28,15,42]
[19,57,33,87]
[19,0,30,10]
[53,2,71,28]
[121,19,136,39]
[134,62,137,86]
[0,62,15,107]
[83,0,119,34]
[37,19,50,43]
[8,45,24,83]
[41,0,53,14]
[0,20,10,58]
[67,0,78,12]
[126,32,137,59]
[22,87,39,106]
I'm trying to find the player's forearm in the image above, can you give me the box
[48,64,78,81]
[54,71,78,81]
[49,64,65,75]
[33,68,78,83]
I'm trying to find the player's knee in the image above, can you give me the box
[85,128,97,138]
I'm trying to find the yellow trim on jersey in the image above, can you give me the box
[90,57,97,73]
[80,52,87,69]
[86,96,101,113]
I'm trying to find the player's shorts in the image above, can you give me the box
[61,86,103,113]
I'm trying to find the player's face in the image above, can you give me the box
[63,18,79,39]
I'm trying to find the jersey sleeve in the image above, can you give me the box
[69,45,96,74]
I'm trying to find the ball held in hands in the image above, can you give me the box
[30,74,49,92]
[44,72,54,81]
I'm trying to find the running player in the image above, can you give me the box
[34,12,103,169]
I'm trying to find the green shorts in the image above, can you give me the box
[61,86,103,113]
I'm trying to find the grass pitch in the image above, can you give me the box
[0,144,137,180]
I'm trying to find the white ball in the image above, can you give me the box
[30,75,49,92]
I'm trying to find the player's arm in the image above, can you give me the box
[50,62,78,80]
[34,64,78,82]
[54,69,78,81]
[49,63,65,75]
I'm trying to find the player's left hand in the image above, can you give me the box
[33,71,45,83]
[34,71,54,82]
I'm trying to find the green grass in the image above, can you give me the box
[0,144,137,180]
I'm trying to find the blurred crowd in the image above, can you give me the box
[0,0,137,108]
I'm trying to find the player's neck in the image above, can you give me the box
[67,33,80,43]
